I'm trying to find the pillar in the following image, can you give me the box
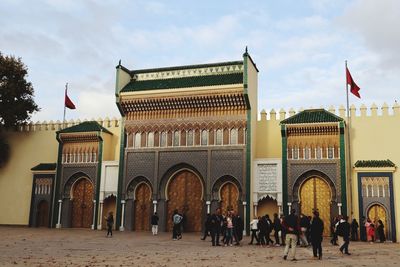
[97,200,103,230]
[206,201,211,214]
[243,201,247,236]
[287,202,292,214]
[338,203,342,216]
[153,200,157,214]
[253,202,258,217]
[278,204,282,215]
[56,199,62,229]
[91,200,96,230]
[119,200,126,231]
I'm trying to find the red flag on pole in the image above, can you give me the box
[346,67,361,98]
[65,89,76,109]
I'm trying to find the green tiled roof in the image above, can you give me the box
[130,60,243,75]
[121,73,243,92]
[281,109,343,124]
[31,163,57,171]
[57,121,112,135]
[354,160,396,168]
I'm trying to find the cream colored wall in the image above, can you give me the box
[256,111,282,158]
[101,120,121,161]
[0,128,58,225]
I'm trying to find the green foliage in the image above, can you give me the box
[0,52,40,127]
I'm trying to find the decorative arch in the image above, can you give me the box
[63,172,93,199]
[292,169,337,202]
[211,175,243,201]
[126,176,153,200]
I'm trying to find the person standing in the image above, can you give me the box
[299,214,310,247]
[337,215,351,255]
[210,209,221,246]
[224,214,234,246]
[172,209,183,240]
[280,214,286,246]
[360,216,367,241]
[258,216,267,246]
[376,220,386,243]
[273,213,281,246]
[234,213,244,245]
[282,209,300,261]
[351,218,359,241]
[365,218,374,243]
[310,211,324,260]
[248,217,259,245]
[151,212,159,235]
[265,214,274,246]
[105,211,114,237]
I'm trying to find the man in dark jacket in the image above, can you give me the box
[310,211,324,259]
[210,208,222,246]
[282,209,300,261]
[273,213,281,246]
[337,215,351,255]
[201,213,212,240]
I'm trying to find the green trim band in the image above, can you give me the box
[94,135,103,229]
[115,119,126,229]
[339,121,347,215]
[281,125,288,215]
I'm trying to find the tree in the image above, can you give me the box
[0,52,39,166]
[0,52,39,127]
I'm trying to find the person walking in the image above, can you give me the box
[210,209,221,246]
[310,211,324,260]
[280,214,286,246]
[376,220,386,243]
[105,211,114,237]
[201,213,212,240]
[299,214,310,247]
[273,213,281,246]
[331,216,340,245]
[172,209,183,240]
[282,209,300,261]
[337,215,351,255]
[258,216,267,246]
[350,218,359,241]
[234,213,244,245]
[151,212,159,235]
[249,217,259,245]
[360,216,367,241]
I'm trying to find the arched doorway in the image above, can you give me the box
[300,176,332,236]
[368,204,388,239]
[102,195,116,230]
[71,178,94,228]
[134,183,152,231]
[36,200,49,227]
[220,182,239,214]
[166,170,203,232]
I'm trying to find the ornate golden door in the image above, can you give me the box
[134,183,152,231]
[368,204,388,238]
[37,200,49,227]
[72,178,94,228]
[167,171,203,232]
[220,182,239,213]
[300,177,332,236]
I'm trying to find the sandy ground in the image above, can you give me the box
[0,227,399,267]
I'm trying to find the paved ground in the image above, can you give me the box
[0,227,399,267]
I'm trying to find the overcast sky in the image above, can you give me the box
[1,0,399,122]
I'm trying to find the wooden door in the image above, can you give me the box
[134,183,152,231]
[220,182,239,214]
[72,178,94,228]
[167,171,203,232]
[300,177,332,236]
[37,200,49,227]
[368,204,388,238]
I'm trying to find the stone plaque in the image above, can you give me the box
[257,164,277,192]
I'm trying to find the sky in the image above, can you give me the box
[1,0,399,122]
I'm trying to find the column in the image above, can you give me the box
[206,201,211,214]
[278,204,282,215]
[152,200,157,213]
[97,200,104,230]
[91,200,96,230]
[243,201,247,236]
[56,199,62,229]
[338,203,342,215]
[287,202,292,214]
[253,202,258,217]
[119,200,126,231]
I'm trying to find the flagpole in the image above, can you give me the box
[63,83,67,129]
[345,60,353,218]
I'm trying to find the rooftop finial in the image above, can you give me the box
[118,59,121,66]
[245,46,248,54]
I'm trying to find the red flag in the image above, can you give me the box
[346,67,361,98]
[65,89,76,109]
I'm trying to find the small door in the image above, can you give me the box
[368,204,388,238]
[220,182,239,213]
[71,178,94,228]
[134,183,152,231]
[36,200,49,227]
[102,195,116,230]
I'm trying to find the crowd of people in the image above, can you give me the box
[146,207,387,261]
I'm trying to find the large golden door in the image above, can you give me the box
[220,182,239,213]
[134,183,152,231]
[368,204,388,238]
[167,171,203,232]
[300,177,332,236]
[72,178,94,228]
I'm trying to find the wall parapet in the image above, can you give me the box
[258,102,400,121]
[2,117,121,132]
